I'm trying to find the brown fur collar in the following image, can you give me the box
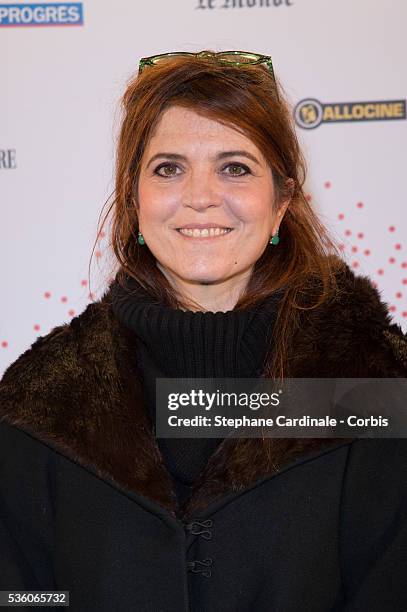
[0,263,406,520]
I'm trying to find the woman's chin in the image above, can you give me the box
[156,260,239,286]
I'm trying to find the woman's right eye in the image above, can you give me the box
[154,163,181,177]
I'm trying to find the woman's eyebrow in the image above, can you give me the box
[216,150,260,165]
[146,153,185,169]
[146,150,261,169]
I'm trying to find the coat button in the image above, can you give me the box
[185,519,213,540]
[186,558,213,577]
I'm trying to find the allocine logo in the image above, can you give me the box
[0,3,83,26]
[0,149,16,169]
[294,98,406,129]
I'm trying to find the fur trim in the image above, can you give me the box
[0,263,406,519]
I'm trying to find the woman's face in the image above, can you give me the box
[137,105,290,298]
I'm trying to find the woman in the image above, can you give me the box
[1,51,407,612]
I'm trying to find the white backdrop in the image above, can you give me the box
[2,0,406,375]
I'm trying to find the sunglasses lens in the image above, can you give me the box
[147,53,188,66]
[217,53,260,64]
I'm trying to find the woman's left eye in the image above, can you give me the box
[154,163,181,177]
[222,163,251,177]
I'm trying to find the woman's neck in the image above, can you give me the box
[156,262,253,313]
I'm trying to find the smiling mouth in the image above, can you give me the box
[176,228,234,238]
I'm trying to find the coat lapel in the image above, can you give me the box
[0,264,406,520]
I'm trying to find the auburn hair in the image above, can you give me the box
[93,53,346,379]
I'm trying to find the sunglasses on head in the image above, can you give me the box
[138,50,278,100]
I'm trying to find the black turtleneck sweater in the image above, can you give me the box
[110,275,282,507]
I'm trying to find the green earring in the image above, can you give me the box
[270,230,280,245]
[137,231,145,245]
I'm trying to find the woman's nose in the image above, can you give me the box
[181,172,222,210]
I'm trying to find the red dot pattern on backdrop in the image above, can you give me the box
[2,199,406,349]
[335,197,405,319]
[4,283,94,349]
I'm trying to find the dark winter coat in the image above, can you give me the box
[1,263,407,612]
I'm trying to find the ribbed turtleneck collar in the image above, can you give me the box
[109,274,283,379]
[109,274,284,505]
